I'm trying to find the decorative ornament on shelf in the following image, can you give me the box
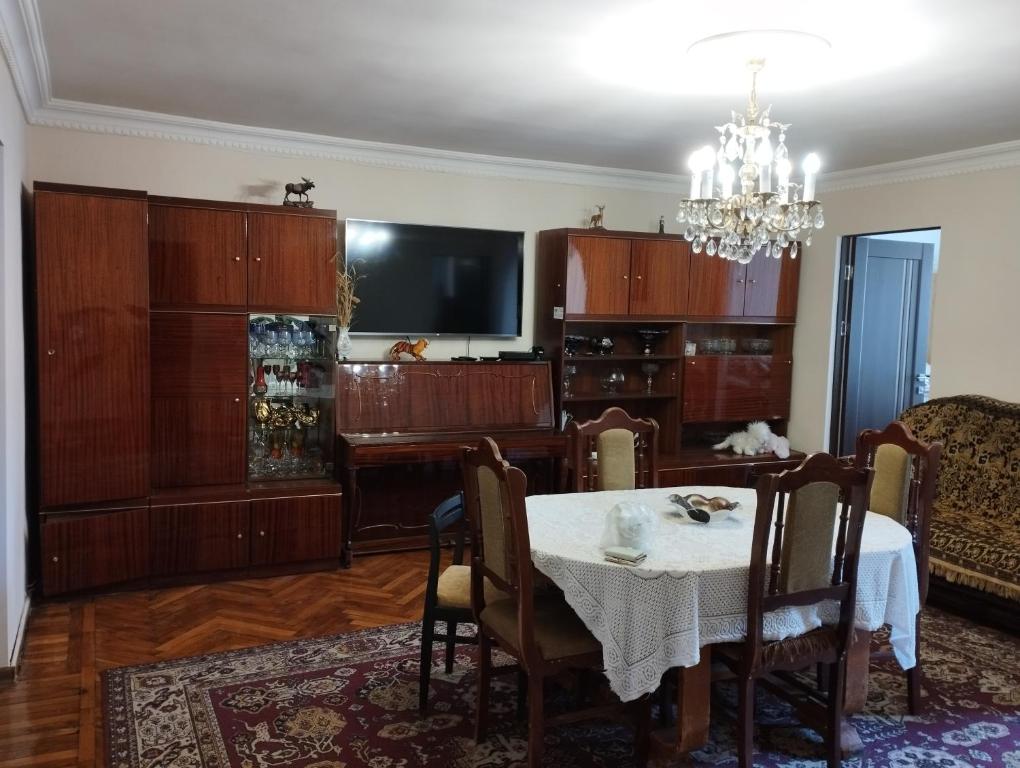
[676,58,824,265]
[334,260,361,361]
[713,420,790,458]
[389,337,429,361]
[283,177,316,207]
[588,204,606,229]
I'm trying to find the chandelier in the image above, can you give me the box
[676,58,824,264]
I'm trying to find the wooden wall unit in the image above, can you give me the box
[33,183,343,596]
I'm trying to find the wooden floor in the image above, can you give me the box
[0,551,433,767]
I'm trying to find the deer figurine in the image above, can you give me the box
[284,177,316,206]
[589,204,605,229]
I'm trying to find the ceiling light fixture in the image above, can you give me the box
[676,53,824,263]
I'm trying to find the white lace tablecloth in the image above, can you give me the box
[527,485,920,702]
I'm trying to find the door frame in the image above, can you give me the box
[828,226,940,455]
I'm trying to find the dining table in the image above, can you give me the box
[526,484,921,754]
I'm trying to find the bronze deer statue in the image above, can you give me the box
[284,177,316,205]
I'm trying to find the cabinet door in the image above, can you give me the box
[682,355,792,422]
[36,190,150,507]
[250,494,341,566]
[41,507,149,596]
[629,240,691,316]
[743,248,801,319]
[687,254,746,317]
[248,213,336,312]
[149,205,246,308]
[564,237,631,316]
[150,501,250,575]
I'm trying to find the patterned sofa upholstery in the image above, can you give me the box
[899,395,1020,602]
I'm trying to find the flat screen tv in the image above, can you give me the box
[345,219,524,337]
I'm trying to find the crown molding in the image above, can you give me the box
[4,0,1020,195]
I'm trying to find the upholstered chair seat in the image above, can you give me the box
[436,565,506,610]
[479,595,602,660]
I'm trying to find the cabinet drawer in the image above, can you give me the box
[150,501,250,575]
[682,356,792,423]
[250,494,341,566]
[42,507,149,596]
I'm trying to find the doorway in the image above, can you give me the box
[829,228,939,455]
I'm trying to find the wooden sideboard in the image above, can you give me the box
[33,183,343,596]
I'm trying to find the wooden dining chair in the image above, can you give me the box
[855,420,942,714]
[715,453,873,768]
[565,407,659,492]
[462,437,649,768]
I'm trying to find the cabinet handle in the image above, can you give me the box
[47,349,55,356]
[259,530,266,537]
[636,275,643,280]
[234,397,241,403]
[236,533,243,539]
[51,555,59,563]
[736,278,745,283]
[749,279,757,284]
[623,275,629,280]
[233,256,241,262]
[254,256,262,262]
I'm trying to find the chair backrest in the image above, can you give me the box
[424,493,466,609]
[461,438,540,659]
[746,453,873,672]
[566,407,659,492]
[855,420,942,601]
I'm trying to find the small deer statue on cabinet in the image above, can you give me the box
[283,177,316,207]
[589,204,606,229]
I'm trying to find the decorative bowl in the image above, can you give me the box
[635,328,669,355]
[741,338,773,354]
[564,334,588,356]
[669,493,740,522]
[590,336,615,355]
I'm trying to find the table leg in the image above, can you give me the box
[650,652,712,758]
[844,629,872,713]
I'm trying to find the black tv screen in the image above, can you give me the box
[345,219,524,337]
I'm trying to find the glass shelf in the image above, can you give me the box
[248,314,336,482]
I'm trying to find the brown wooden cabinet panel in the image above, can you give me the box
[247,213,336,312]
[150,501,250,575]
[743,248,801,319]
[565,237,631,316]
[250,494,341,566]
[659,465,750,487]
[687,255,746,317]
[150,313,248,396]
[629,240,691,316]
[682,355,792,422]
[149,204,246,308]
[35,189,150,507]
[152,397,247,487]
[41,507,149,595]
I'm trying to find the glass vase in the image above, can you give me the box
[336,325,353,361]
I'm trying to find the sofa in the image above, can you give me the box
[898,395,1020,625]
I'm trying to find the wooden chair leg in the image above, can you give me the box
[516,667,527,721]
[816,661,828,692]
[827,660,845,768]
[444,620,457,674]
[657,671,673,726]
[418,616,434,713]
[633,693,652,768]
[907,615,923,715]
[475,633,491,742]
[527,674,545,768]
[736,676,755,768]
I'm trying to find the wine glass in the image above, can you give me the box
[281,365,292,394]
[641,362,660,394]
[562,364,578,398]
[272,364,282,394]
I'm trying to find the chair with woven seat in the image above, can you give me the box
[715,453,873,768]
[565,406,659,492]
[462,437,649,768]
[855,420,942,714]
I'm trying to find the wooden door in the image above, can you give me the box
[743,248,801,319]
[564,237,631,316]
[41,507,149,595]
[151,313,248,487]
[150,501,251,575]
[35,189,150,507]
[686,253,746,317]
[248,212,336,312]
[149,204,246,308]
[250,494,342,566]
[629,240,691,316]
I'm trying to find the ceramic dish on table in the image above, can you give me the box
[668,493,741,523]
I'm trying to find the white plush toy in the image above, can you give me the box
[713,421,791,459]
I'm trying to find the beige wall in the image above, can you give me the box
[1,54,29,665]
[791,166,1020,450]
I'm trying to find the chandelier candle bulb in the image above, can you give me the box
[758,163,772,194]
[802,153,821,201]
[702,166,715,199]
[720,165,735,199]
[776,158,791,203]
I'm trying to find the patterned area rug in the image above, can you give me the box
[104,608,1020,767]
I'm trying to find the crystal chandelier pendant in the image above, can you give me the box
[676,58,824,264]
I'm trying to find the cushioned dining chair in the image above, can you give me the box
[565,406,659,492]
[462,437,649,768]
[715,453,873,768]
[855,420,942,714]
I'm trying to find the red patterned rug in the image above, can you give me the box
[104,608,1019,767]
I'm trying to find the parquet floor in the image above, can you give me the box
[0,551,432,767]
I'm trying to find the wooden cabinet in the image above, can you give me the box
[41,507,149,595]
[250,494,342,566]
[688,245,801,319]
[151,313,247,487]
[682,355,793,422]
[150,501,251,575]
[35,185,150,507]
[563,234,690,317]
[248,212,337,312]
[149,203,247,309]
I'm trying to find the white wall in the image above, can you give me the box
[0,53,28,666]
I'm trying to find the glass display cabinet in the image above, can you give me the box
[248,314,336,481]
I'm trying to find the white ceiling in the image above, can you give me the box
[31,0,1020,174]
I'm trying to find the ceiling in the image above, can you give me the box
[32,0,1020,175]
